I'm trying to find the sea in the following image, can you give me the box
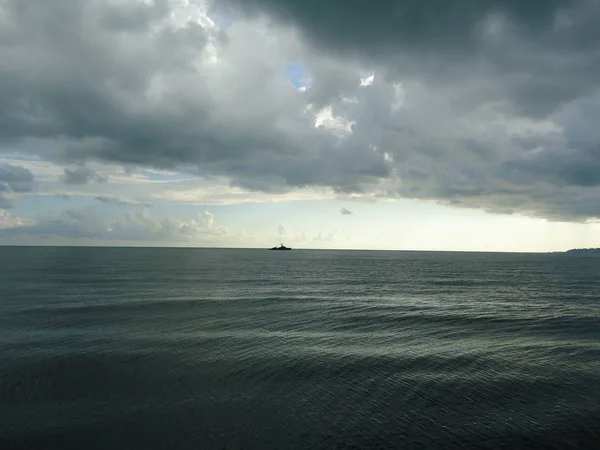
[1,246,600,449]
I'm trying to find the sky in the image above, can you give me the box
[1,0,600,252]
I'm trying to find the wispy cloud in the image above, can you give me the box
[95,195,151,207]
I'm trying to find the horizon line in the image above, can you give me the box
[0,243,575,254]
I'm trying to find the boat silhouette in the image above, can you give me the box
[269,243,292,250]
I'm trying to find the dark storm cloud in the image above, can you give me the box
[0,0,208,144]
[215,0,565,55]
[0,0,391,192]
[219,0,600,117]
[2,0,600,221]
[0,0,353,184]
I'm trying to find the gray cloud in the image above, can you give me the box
[0,163,35,208]
[2,0,600,221]
[0,0,386,193]
[340,208,353,215]
[0,164,35,193]
[216,0,600,116]
[63,167,107,185]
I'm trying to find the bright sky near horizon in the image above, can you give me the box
[1,0,600,252]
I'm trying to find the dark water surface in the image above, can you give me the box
[1,247,600,449]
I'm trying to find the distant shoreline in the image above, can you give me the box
[565,248,600,254]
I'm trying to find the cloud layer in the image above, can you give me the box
[0,207,226,242]
[2,0,600,222]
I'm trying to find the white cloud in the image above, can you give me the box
[179,210,226,236]
[272,223,306,244]
[360,73,374,87]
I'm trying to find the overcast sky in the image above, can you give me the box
[1,0,600,251]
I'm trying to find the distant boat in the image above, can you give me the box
[269,243,292,250]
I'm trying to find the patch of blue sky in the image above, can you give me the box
[8,194,82,220]
[206,4,234,29]
[211,13,233,29]
[284,62,311,89]
[133,169,195,182]
[13,193,155,221]
[0,151,44,162]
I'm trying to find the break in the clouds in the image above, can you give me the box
[2,0,600,246]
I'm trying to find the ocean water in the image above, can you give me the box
[1,247,600,449]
